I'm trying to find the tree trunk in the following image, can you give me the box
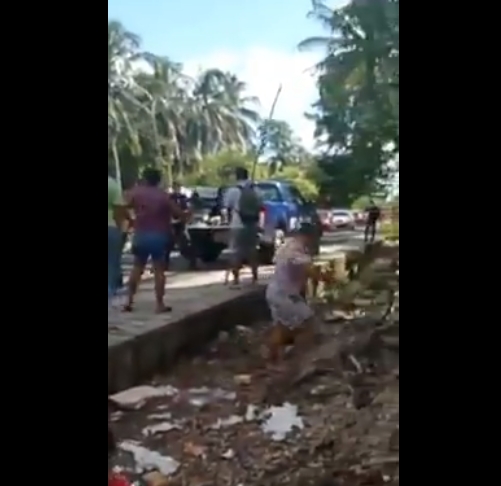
[111,138,123,196]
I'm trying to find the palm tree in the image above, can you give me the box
[299,0,398,149]
[135,55,189,184]
[192,69,260,154]
[298,0,399,118]
[108,21,144,186]
[107,21,263,185]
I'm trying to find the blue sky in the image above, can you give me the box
[108,0,344,148]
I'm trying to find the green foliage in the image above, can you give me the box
[181,151,320,199]
[260,119,309,174]
[108,21,262,186]
[109,2,399,203]
[182,151,259,186]
[108,21,320,190]
[380,220,399,241]
[351,195,384,210]
[273,166,319,200]
[299,0,399,205]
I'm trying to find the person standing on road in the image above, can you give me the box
[210,186,225,219]
[108,175,127,306]
[124,168,185,313]
[364,199,381,243]
[190,189,202,211]
[223,167,262,287]
[166,181,194,270]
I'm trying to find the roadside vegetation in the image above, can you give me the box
[108,0,399,207]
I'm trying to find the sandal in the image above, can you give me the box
[155,305,172,314]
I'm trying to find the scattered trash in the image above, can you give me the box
[184,387,236,407]
[236,325,253,334]
[233,374,252,385]
[210,415,243,429]
[245,404,259,421]
[261,402,304,441]
[142,421,181,436]
[111,385,178,408]
[221,448,235,459]
[110,251,399,485]
[147,412,172,420]
[120,441,180,476]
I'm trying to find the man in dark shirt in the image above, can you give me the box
[364,199,381,243]
[189,190,202,211]
[170,181,189,211]
[125,169,185,313]
[209,187,225,219]
[166,181,195,269]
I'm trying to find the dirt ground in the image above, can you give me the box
[110,252,399,486]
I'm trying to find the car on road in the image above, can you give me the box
[182,180,323,265]
[352,210,367,226]
[330,209,356,230]
[317,209,333,232]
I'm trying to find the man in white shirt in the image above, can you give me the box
[223,167,260,286]
[223,169,246,228]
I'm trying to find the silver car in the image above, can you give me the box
[331,209,356,230]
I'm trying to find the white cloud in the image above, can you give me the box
[184,47,322,150]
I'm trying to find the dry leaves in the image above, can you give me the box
[111,245,399,486]
[183,441,207,458]
[142,471,171,486]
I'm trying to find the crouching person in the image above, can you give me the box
[265,223,317,362]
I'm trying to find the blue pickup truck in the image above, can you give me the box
[184,180,322,265]
[254,180,322,262]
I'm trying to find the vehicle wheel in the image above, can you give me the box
[179,240,193,260]
[199,244,224,263]
[259,243,275,265]
[178,239,198,269]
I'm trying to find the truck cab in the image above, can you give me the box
[183,180,322,266]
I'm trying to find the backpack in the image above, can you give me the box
[237,184,261,225]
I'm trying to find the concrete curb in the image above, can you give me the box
[108,287,269,394]
[108,235,360,394]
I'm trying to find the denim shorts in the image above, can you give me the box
[132,231,169,264]
[108,226,122,300]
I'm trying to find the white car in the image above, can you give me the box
[330,210,355,230]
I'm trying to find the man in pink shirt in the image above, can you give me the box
[125,168,185,313]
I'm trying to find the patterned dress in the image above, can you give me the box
[266,238,314,328]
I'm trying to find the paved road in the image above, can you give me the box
[109,229,366,340]
[119,229,362,280]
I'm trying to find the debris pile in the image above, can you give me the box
[109,245,399,486]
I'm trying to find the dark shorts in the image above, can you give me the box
[231,225,259,261]
[132,231,169,264]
